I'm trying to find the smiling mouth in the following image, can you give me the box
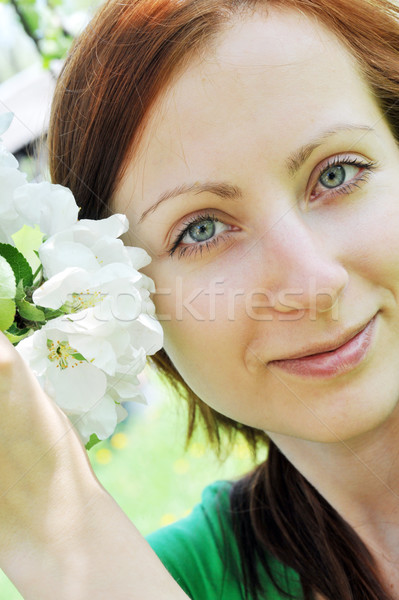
[268,313,378,378]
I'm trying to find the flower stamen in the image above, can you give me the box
[63,290,104,313]
[47,338,85,369]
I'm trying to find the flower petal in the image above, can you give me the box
[13,182,79,237]
[46,361,107,413]
[69,393,117,443]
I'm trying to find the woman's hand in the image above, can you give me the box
[0,333,189,599]
[0,331,92,551]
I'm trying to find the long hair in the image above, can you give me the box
[230,443,393,599]
[48,0,399,597]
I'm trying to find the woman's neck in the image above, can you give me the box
[267,407,399,575]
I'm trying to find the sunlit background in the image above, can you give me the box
[0,3,260,597]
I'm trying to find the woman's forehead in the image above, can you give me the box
[116,7,379,217]
[139,7,363,129]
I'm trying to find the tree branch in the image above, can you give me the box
[9,0,42,57]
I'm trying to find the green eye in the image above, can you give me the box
[318,163,361,190]
[169,213,235,259]
[186,219,216,242]
[319,165,346,188]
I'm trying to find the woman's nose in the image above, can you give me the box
[255,215,348,316]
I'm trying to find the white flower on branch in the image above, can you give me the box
[0,113,163,447]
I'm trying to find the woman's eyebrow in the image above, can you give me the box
[138,123,374,224]
[286,123,374,177]
[138,181,242,223]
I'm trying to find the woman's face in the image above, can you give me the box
[115,8,399,444]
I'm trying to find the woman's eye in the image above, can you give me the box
[311,157,376,201]
[168,214,234,258]
[181,218,224,244]
[318,164,358,189]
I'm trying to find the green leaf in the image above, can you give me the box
[0,299,16,331]
[85,434,101,451]
[15,279,25,302]
[12,224,43,273]
[0,243,33,289]
[5,328,33,345]
[8,322,25,334]
[17,298,46,322]
[42,307,63,321]
[0,256,16,299]
[71,352,86,362]
[7,322,31,335]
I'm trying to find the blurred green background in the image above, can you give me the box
[0,371,261,598]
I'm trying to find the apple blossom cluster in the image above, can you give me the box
[0,113,163,447]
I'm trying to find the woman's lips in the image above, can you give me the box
[268,315,378,378]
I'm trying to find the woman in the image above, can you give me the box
[2,0,399,598]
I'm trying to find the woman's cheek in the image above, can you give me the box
[343,194,399,287]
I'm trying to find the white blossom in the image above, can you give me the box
[0,117,163,445]
[38,214,144,279]
[13,182,79,239]
[17,305,162,443]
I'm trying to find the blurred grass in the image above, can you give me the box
[0,370,262,598]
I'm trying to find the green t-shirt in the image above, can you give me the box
[147,480,303,600]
